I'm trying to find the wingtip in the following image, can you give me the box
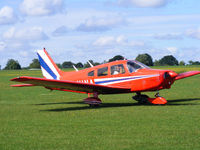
[10,76,30,82]
[175,71,200,80]
[11,84,34,87]
[10,77,20,81]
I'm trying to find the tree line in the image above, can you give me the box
[2,53,200,70]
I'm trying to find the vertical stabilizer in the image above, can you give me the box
[37,48,62,80]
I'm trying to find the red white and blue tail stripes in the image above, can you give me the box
[37,49,61,80]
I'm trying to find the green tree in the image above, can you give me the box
[56,63,62,69]
[109,55,124,62]
[29,59,40,68]
[188,61,200,65]
[4,59,21,70]
[84,62,90,68]
[159,55,178,66]
[62,61,74,68]
[179,61,185,66]
[154,60,161,66]
[94,62,100,66]
[83,60,100,68]
[84,60,94,68]
[135,53,153,66]
[75,62,84,68]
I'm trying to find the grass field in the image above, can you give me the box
[0,66,200,150]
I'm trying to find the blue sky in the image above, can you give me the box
[0,0,200,67]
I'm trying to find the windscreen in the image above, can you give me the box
[127,61,150,73]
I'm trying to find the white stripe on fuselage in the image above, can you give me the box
[94,74,160,85]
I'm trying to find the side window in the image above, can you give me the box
[88,70,94,76]
[111,64,125,75]
[98,67,108,76]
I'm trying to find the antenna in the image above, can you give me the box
[73,65,79,71]
[88,61,94,67]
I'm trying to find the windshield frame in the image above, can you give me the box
[127,60,150,73]
[134,60,150,69]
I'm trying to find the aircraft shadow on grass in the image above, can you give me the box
[38,98,200,112]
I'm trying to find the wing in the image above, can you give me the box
[175,71,200,80]
[10,76,131,94]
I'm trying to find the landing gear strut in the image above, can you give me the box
[83,92,102,107]
[132,91,167,105]
[155,91,160,97]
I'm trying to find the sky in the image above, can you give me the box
[0,0,200,68]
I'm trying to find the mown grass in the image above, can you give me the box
[152,65,200,73]
[0,66,200,150]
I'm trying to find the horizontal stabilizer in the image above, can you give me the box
[175,71,200,80]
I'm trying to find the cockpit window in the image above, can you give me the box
[111,64,125,75]
[98,67,108,76]
[127,61,149,73]
[127,61,142,73]
[88,70,94,76]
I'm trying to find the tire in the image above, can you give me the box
[132,94,149,104]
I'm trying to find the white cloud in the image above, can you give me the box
[20,0,64,16]
[105,48,121,54]
[0,42,6,51]
[129,41,145,47]
[92,35,146,49]
[166,47,178,54]
[93,35,127,46]
[0,6,18,25]
[52,25,69,36]
[3,27,48,42]
[186,27,200,40]
[76,16,125,32]
[117,0,170,8]
[19,51,28,57]
[128,15,199,25]
[178,47,200,62]
[154,33,183,40]
[74,35,149,61]
[93,36,115,46]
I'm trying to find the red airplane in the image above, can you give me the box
[11,48,200,106]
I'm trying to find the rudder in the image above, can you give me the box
[37,48,62,80]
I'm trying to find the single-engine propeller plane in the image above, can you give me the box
[11,48,200,106]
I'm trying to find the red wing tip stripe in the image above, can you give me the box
[11,84,34,87]
[11,76,34,82]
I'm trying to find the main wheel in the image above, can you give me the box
[132,94,149,104]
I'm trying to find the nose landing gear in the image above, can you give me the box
[132,92,167,105]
